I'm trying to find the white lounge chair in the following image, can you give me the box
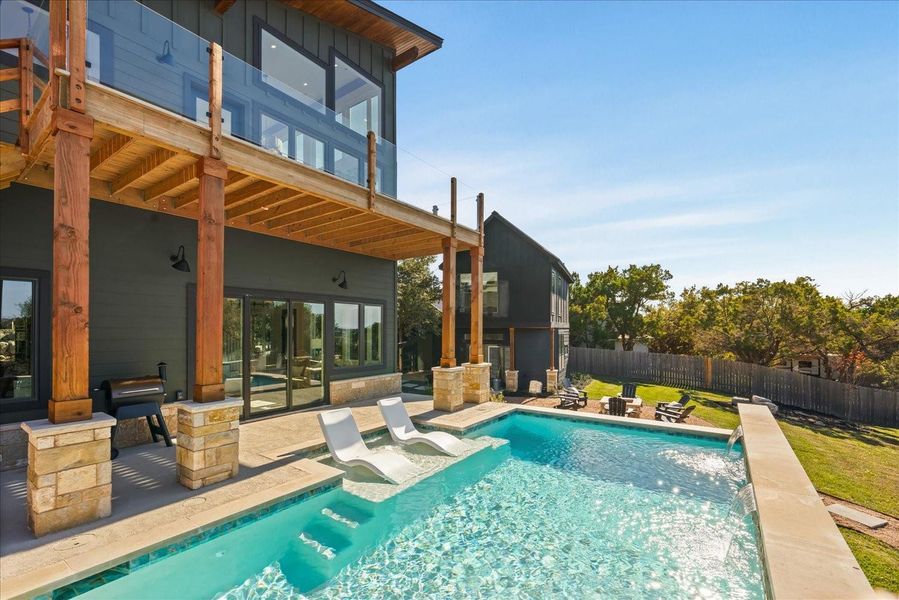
[377,397,468,457]
[317,408,421,484]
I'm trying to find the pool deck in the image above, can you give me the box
[0,397,875,600]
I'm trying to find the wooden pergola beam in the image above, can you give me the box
[300,213,381,239]
[316,220,405,245]
[286,207,357,235]
[267,202,348,230]
[89,133,134,174]
[352,230,435,252]
[110,148,177,194]
[142,161,198,202]
[174,171,248,209]
[440,236,457,367]
[224,180,278,208]
[225,188,304,220]
[246,196,324,225]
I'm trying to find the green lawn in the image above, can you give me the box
[583,376,899,593]
[839,527,899,593]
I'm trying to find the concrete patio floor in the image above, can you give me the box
[0,394,513,592]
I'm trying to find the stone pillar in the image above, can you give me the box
[463,362,491,404]
[546,369,559,394]
[21,413,115,537]
[176,399,241,490]
[505,370,519,393]
[432,366,464,412]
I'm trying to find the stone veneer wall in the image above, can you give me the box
[329,373,402,405]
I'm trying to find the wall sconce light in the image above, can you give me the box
[156,40,174,66]
[170,245,190,272]
[332,270,348,289]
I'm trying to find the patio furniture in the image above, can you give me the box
[318,408,421,484]
[622,382,638,399]
[560,377,588,400]
[655,404,695,423]
[607,396,634,417]
[599,395,642,416]
[658,393,691,412]
[377,397,467,456]
[557,386,588,410]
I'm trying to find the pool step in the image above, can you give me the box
[321,507,359,529]
[298,533,336,560]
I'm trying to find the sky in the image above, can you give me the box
[382,0,899,297]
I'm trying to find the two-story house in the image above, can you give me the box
[454,212,572,392]
[0,0,488,478]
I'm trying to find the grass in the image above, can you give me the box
[839,527,899,593]
[583,375,899,593]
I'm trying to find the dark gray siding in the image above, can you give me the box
[0,184,396,419]
[515,329,551,387]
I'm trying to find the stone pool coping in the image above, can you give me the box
[0,459,343,600]
[738,404,875,600]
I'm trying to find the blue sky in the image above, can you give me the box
[383,0,899,297]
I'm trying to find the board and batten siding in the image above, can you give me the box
[0,183,397,421]
[135,0,397,141]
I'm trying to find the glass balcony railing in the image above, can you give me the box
[0,0,483,226]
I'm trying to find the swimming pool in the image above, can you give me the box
[73,413,763,599]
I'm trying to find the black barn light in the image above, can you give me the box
[170,245,190,272]
[332,270,348,289]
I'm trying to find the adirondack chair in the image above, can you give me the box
[621,382,638,399]
[655,404,695,423]
[607,396,634,417]
[557,386,587,410]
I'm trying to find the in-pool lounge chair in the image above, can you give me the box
[377,397,468,456]
[317,408,421,484]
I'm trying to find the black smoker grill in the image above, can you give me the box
[98,362,173,458]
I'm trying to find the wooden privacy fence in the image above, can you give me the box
[569,347,899,427]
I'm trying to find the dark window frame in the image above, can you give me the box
[252,18,329,113]
[0,267,51,423]
[328,48,387,142]
[332,298,386,373]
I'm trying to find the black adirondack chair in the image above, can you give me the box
[557,386,588,410]
[621,382,638,399]
[655,404,695,423]
[607,396,633,417]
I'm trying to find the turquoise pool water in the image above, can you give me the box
[76,414,763,599]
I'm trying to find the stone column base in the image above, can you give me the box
[432,366,464,412]
[21,413,116,537]
[505,370,519,393]
[546,369,559,394]
[176,399,242,490]
[463,362,492,404]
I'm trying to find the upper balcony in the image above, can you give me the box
[0,0,481,259]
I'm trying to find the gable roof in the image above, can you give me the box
[282,0,443,69]
[485,211,574,283]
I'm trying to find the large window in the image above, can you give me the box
[334,301,384,369]
[364,305,382,366]
[333,55,381,137]
[0,278,35,402]
[458,272,507,317]
[260,27,326,110]
[334,303,360,368]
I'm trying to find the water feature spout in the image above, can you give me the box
[727,483,757,520]
[726,426,744,455]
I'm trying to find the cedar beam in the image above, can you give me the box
[68,0,87,113]
[193,157,228,403]
[450,177,457,238]
[19,40,33,146]
[246,196,323,224]
[48,0,66,110]
[440,237,457,367]
[89,134,134,174]
[213,0,236,15]
[224,180,277,208]
[367,130,376,210]
[143,162,199,202]
[208,42,222,159]
[286,207,356,234]
[49,107,94,423]
[174,171,247,209]
[392,47,420,71]
[269,204,348,230]
[111,148,177,194]
[226,188,304,220]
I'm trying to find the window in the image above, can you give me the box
[333,149,361,185]
[334,303,360,368]
[333,302,384,369]
[364,305,382,366]
[222,297,243,399]
[261,114,289,158]
[333,55,381,137]
[458,272,505,316]
[295,131,325,170]
[195,97,234,136]
[0,278,35,402]
[260,27,325,110]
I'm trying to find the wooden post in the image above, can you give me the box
[450,177,457,238]
[67,0,86,113]
[49,110,94,423]
[549,328,555,370]
[208,42,223,159]
[509,327,515,369]
[49,0,67,110]
[18,39,34,149]
[469,244,484,364]
[440,237,457,367]
[193,157,228,403]
[367,131,376,209]
[477,192,485,246]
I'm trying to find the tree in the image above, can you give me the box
[396,257,442,369]
[646,287,703,355]
[569,273,613,348]
[573,264,673,350]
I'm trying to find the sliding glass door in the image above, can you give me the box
[218,293,327,419]
[290,302,325,409]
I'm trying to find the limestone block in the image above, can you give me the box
[546,369,559,394]
[28,440,110,476]
[463,362,491,404]
[56,464,98,495]
[505,370,519,393]
[55,430,96,447]
[432,367,464,413]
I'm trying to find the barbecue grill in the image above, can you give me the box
[98,362,173,458]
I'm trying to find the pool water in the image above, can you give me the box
[77,414,764,599]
